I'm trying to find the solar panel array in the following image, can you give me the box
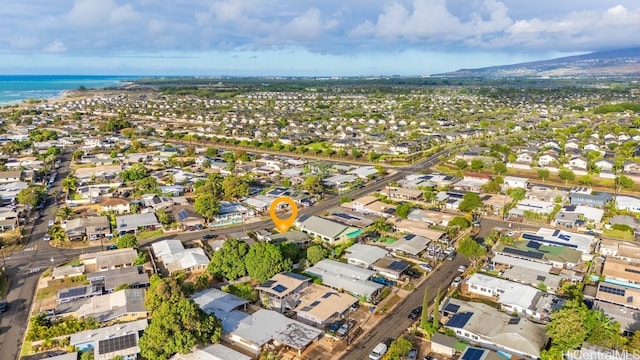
[462,347,486,360]
[272,284,288,293]
[59,286,88,299]
[98,333,137,355]
[507,318,520,325]
[502,247,545,260]
[527,241,541,249]
[521,233,578,249]
[447,312,472,328]
[444,303,460,313]
[387,261,409,271]
[176,209,189,222]
[598,284,626,297]
[405,234,416,240]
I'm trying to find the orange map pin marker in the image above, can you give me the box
[270,197,298,233]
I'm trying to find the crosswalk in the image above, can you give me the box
[24,246,36,252]
[28,267,41,274]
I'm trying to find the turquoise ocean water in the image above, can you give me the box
[0,75,139,106]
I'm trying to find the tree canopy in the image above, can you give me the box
[221,175,250,200]
[458,192,483,212]
[17,185,46,207]
[245,242,293,282]
[396,202,412,219]
[116,233,138,249]
[194,193,221,222]
[302,175,324,194]
[208,238,249,280]
[119,163,149,182]
[457,236,486,260]
[306,245,328,265]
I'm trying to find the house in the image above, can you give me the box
[141,194,174,210]
[347,195,396,218]
[345,244,389,269]
[76,288,148,322]
[569,190,612,208]
[87,266,150,293]
[371,257,410,280]
[98,196,130,214]
[296,215,362,245]
[322,174,358,187]
[623,161,640,174]
[464,274,563,321]
[453,174,490,193]
[63,216,111,241]
[172,205,206,230]
[257,229,312,247]
[538,153,557,166]
[516,152,533,163]
[294,284,358,327]
[211,201,254,227]
[595,257,640,310]
[384,186,423,201]
[494,241,583,270]
[114,212,161,235]
[348,166,379,179]
[151,239,209,274]
[256,272,311,312]
[69,319,148,360]
[502,176,528,189]
[305,259,383,302]
[52,264,86,281]
[191,288,321,356]
[80,248,138,272]
[609,215,640,235]
[441,298,549,359]
[0,170,22,184]
[522,228,595,255]
[595,159,615,172]
[615,195,640,213]
[527,186,566,203]
[386,234,432,258]
[569,157,588,170]
[170,344,251,360]
[57,284,103,304]
[490,254,563,293]
[459,347,505,360]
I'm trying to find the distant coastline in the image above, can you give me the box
[0,75,139,106]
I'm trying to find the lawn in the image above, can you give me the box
[304,142,328,151]
[382,237,397,244]
[603,228,634,240]
[137,229,165,240]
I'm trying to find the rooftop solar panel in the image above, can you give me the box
[462,347,486,360]
[60,286,88,298]
[310,301,321,307]
[522,233,544,241]
[508,318,520,325]
[527,241,541,249]
[552,229,560,236]
[272,284,288,293]
[447,312,472,328]
[444,303,460,313]
[98,333,137,355]
[502,247,545,260]
[405,234,415,240]
[321,292,333,299]
[177,209,189,222]
[388,261,408,271]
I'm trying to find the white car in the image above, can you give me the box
[457,265,467,273]
[451,276,462,288]
[43,234,51,242]
[369,343,388,360]
[419,263,433,272]
[48,220,54,227]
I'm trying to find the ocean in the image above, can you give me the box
[0,75,139,106]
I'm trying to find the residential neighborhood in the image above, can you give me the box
[1,79,640,360]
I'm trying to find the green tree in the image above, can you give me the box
[119,163,149,182]
[61,174,79,194]
[546,299,591,351]
[80,351,95,360]
[116,233,138,249]
[17,185,46,207]
[136,176,159,194]
[145,275,186,312]
[458,192,483,212]
[155,209,171,226]
[385,337,413,360]
[537,168,550,182]
[448,217,470,229]
[208,238,249,280]
[196,174,224,197]
[420,287,430,330]
[493,161,507,174]
[71,149,85,161]
[245,242,293,283]
[302,175,324,194]
[369,218,391,233]
[194,193,221,222]
[138,299,221,360]
[617,175,634,190]
[470,158,484,170]
[457,236,486,263]
[481,180,501,194]
[222,175,250,200]
[454,159,468,170]
[351,148,362,160]
[306,245,328,265]
[507,187,526,202]
[559,168,575,182]
[57,206,74,220]
[433,288,442,329]
[396,203,412,219]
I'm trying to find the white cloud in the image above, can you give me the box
[65,0,139,27]
[43,40,67,53]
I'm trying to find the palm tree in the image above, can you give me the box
[61,174,78,194]
[57,207,74,220]
[369,218,391,235]
[49,225,68,244]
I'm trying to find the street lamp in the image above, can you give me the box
[1,246,6,271]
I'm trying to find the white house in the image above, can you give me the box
[569,156,588,170]
[502,176,528,189]
[615,195,640,213]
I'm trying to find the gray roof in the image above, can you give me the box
[95,248,138,269]
[114,212,159,232]
[77,288,147,322]
[386,234,431,256]
[431,333,460,349]
[170,344,251,360]
[88,266,150,291]
[191,288,249,314]
[298,215,349,239]
[47,353,79,360]
[305,259,382,299]
[345,244,389,267]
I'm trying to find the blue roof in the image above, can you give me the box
[462,347,486,360]
[447,312,472,328]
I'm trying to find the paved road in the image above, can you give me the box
[340,254,469,360]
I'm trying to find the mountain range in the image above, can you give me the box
[436,48,640,78]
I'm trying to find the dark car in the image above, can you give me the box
[405,269,421,278]
[0,301,7,313]
[408,306,423,320]
[408,349,418,360]
[202,233,217,240]
[328,319,345,333]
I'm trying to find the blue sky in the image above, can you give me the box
[1,0,639,76]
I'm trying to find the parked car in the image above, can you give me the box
[371,276,395,286]
[458,265,467,273]
[350,303,359,312]
[451,276,462,288]
[424,356,437,360]
[419,263,433,272]
[405,269,421,278]
[47,220,54,227]
[43,234,51,242]
[0,301,7,313]
[369,342,388,360]
[105,245,118,250]
[337,319,355,337]
[328,319,344,333]
[408,348,418,360]
[408,306,423,320]
[202,233,217,240]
